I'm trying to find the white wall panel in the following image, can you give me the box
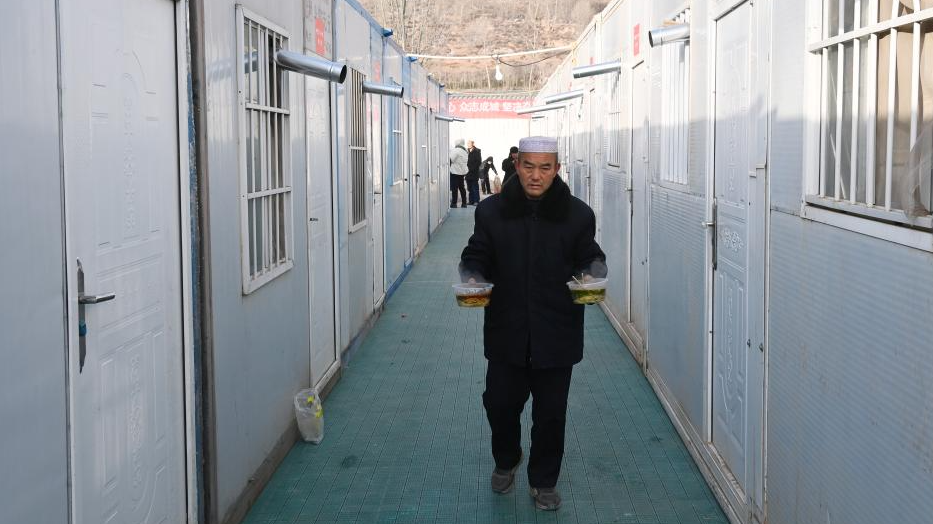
[201,0,311,516]
[769,211,933,524]
[0,3,68,523]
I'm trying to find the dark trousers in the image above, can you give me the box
[483,360,573,488]
[450,173,466,207]
[481,177,492,194]
[467,178,480,204]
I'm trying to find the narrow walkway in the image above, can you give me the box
[243,209,728,524]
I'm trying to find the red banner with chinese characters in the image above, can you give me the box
[449,97,535,119]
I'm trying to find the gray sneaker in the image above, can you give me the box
[529,487,561,511]
[490,451,523,494]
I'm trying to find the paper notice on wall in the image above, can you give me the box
[305,0,332,59]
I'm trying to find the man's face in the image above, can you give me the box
[510,151,518,160]
[468,140,475,149]
[517,152,560,199]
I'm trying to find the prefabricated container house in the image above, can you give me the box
[530,1,933,523]
[0,1,450,523]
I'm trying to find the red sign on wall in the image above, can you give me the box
[449,98,534,119]
[633,24,641,57]
[315,18,326,56]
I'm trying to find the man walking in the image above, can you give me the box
[459,136,606,511]
[501,145,519,184]
[449,138,469,208]
[466,140,482,205]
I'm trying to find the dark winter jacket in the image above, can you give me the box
[459,175,606,368]
[480,159,498,180]
[501,156,517,183]
[466,147,483,180]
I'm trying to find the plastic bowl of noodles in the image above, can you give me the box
[452,283,494,308]
[567,278,608,305]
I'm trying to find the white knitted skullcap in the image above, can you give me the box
[518,136,558,154]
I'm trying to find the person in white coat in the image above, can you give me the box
[449,138,469,208]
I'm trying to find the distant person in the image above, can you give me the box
[501,146,519,184]
[480,156,498,195]
[449,138,469,208]
[466,140,483,205]
[459,136,606,512]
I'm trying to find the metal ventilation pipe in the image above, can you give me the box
[543,89,585,104]
[648,23,690,47]
[435,115,465,122]
[571,59,622,79]
[362,81,404,98]
[274,50,347,83]
[515,103,567,115]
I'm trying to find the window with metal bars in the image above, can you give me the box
[348,68,368,230]
[237,8,294,294]
[606,73,623,167]
[659,9,691,185]
[810,0,932,228]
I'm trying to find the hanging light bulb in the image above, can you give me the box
[494,58,504,82]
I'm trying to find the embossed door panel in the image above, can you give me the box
[307,76,337,387]
[630,63,649,343]
[61,1,186,524]
[712,1,751,493]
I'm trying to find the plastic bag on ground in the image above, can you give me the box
[294,388,324,444]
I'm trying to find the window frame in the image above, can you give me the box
[236,6,295,294]
[389,96,404,187]
[347,67,369,233]
[803,0,933,252]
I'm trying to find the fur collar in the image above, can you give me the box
[500,174,571,220]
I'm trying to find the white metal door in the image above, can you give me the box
[417,108,429,250]
[629,63,649,346]
[589,88,600,213]
[427,111,436,231]
[61,2,187,523]
[307,77,337,388]
[408,106,421,258]
[404,105,414,263]
[711,1,755,495]
[589,87,602,240]
[371,96,386,305]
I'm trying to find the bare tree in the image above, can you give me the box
[357,0,609,91]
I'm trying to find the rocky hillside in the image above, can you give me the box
[357,0,610,91]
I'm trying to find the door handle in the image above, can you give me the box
[78,292,116,305]
[701,221,715,228]
[76,259,115,373]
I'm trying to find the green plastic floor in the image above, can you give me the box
[243,208,728,524]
